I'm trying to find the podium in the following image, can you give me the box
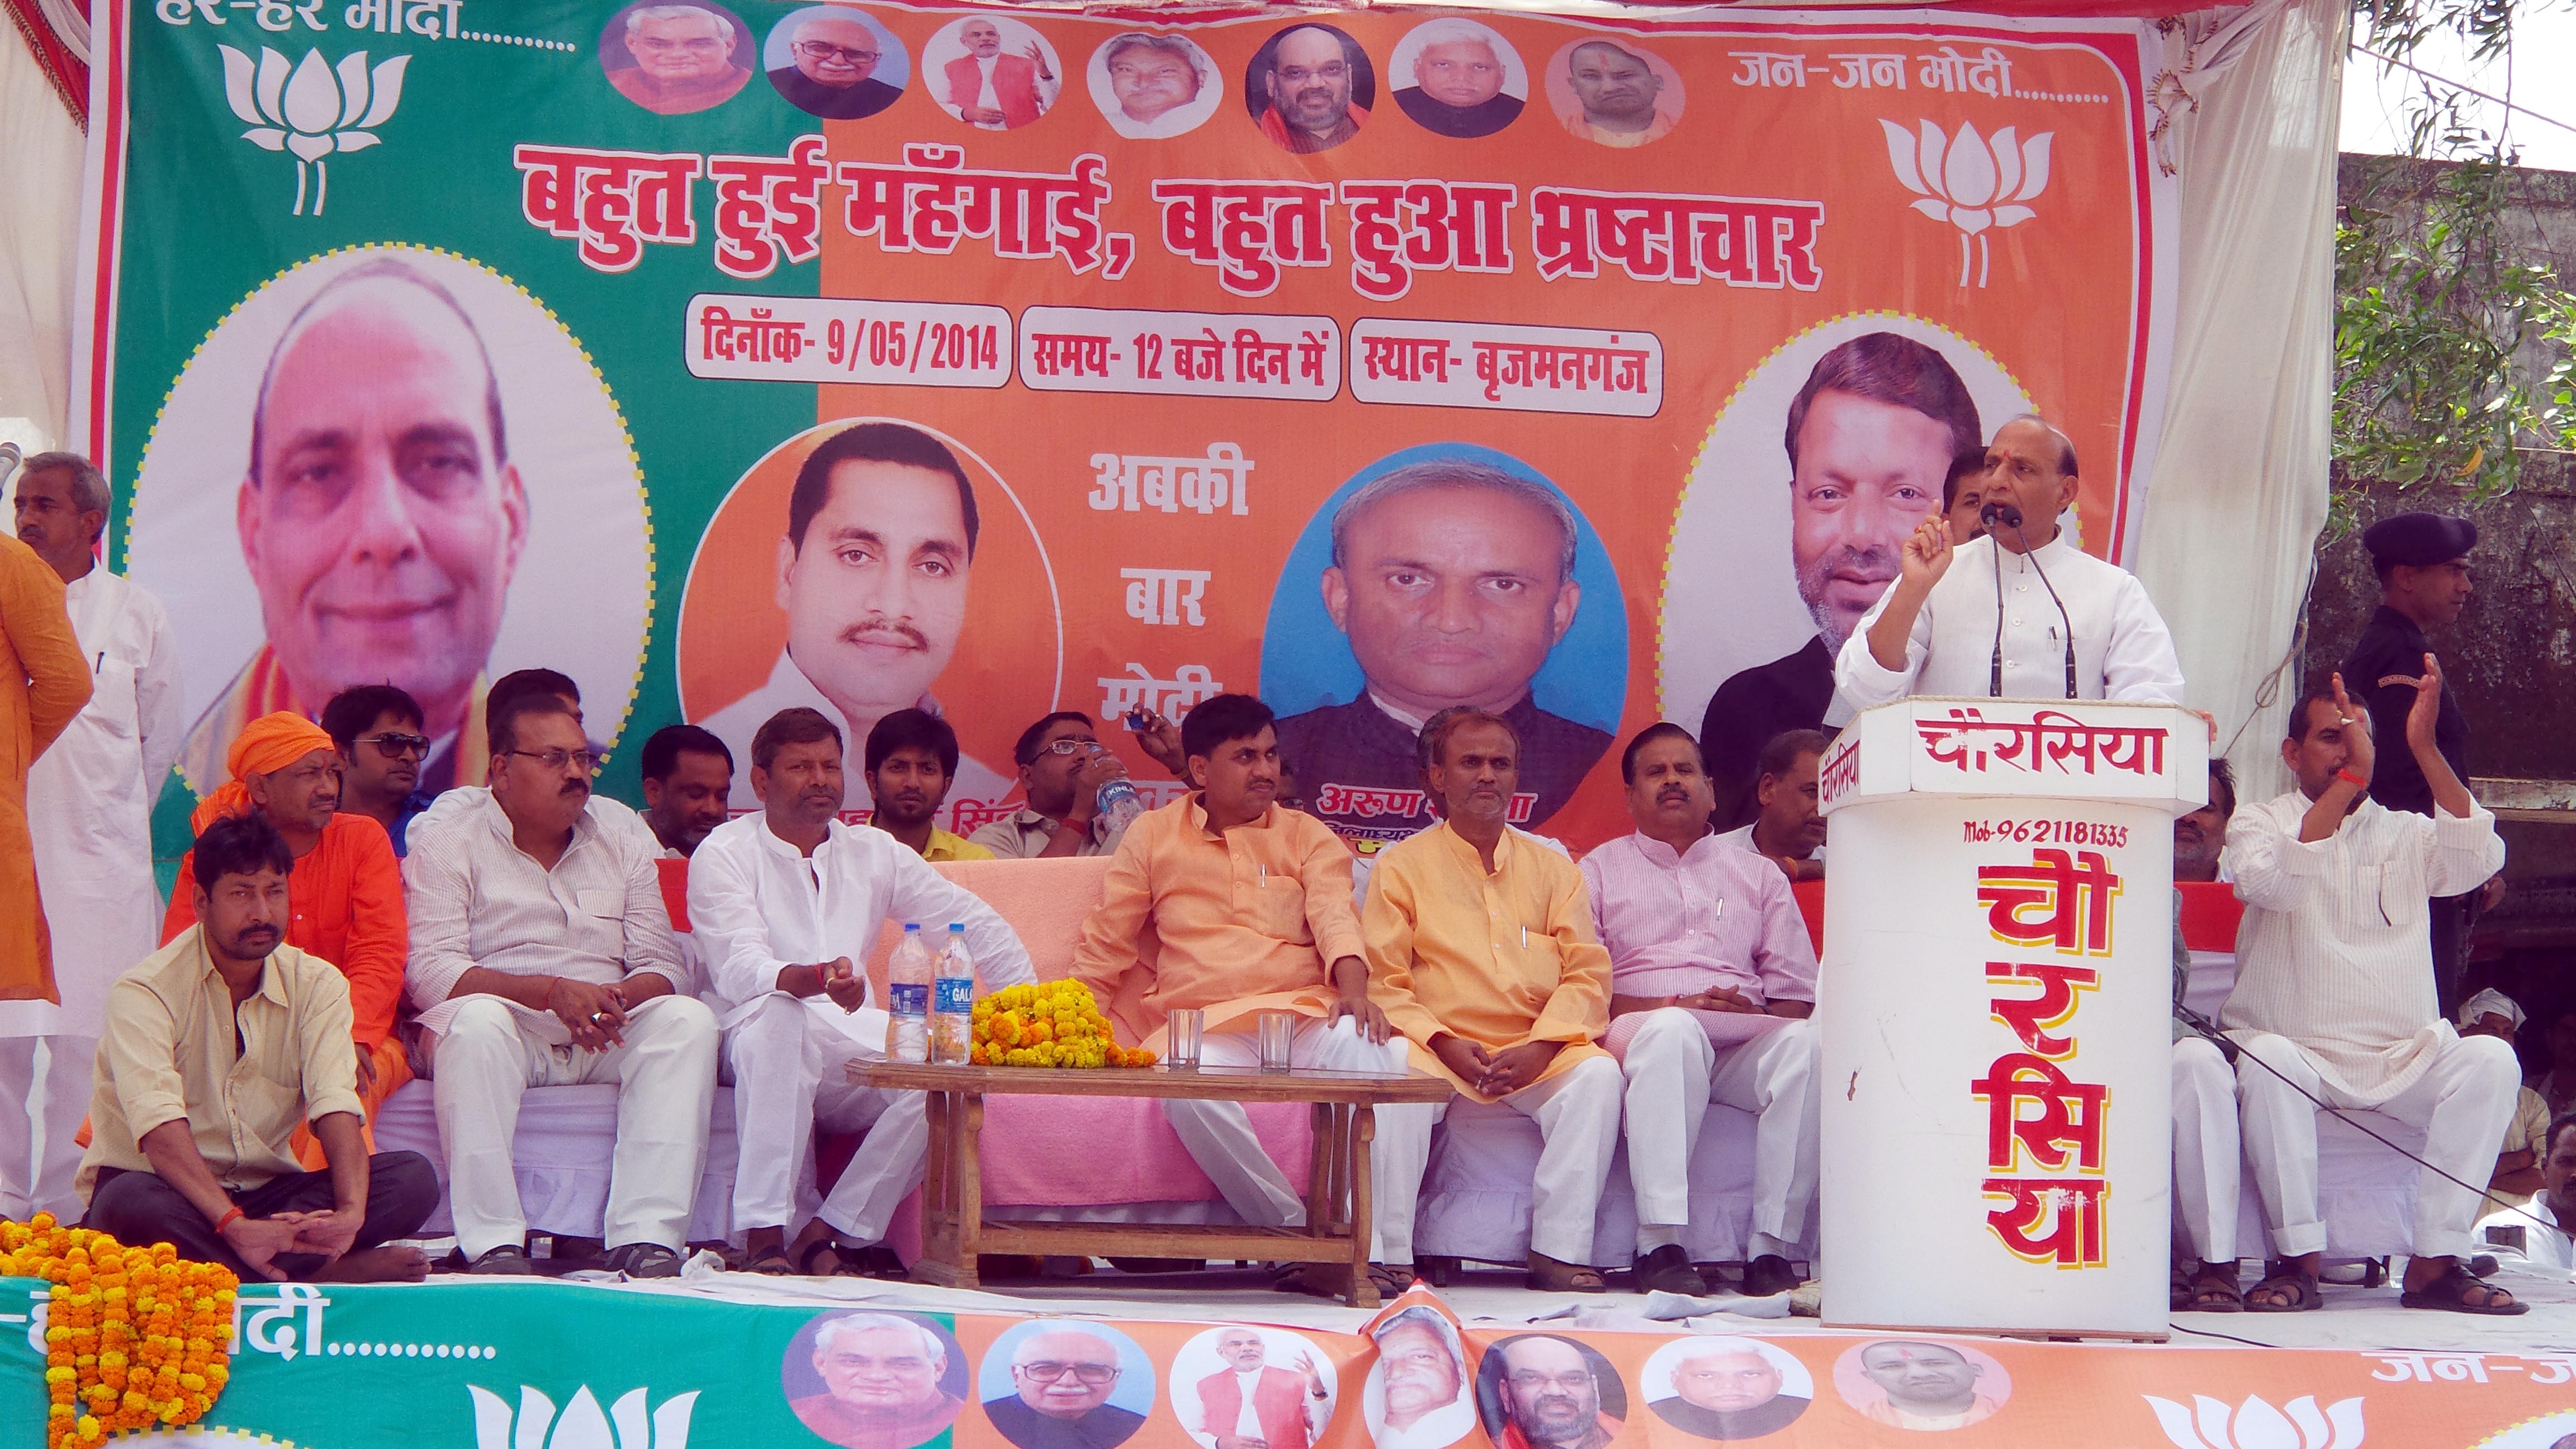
[1816,698,2205,1338]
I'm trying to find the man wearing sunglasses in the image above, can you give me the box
[324,685,437,858]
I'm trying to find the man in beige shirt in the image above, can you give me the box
[79,812,434,1282]
[969,712,1135,859]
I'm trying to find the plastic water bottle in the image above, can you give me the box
[1093,775,1145,836]
[931,924,974,1065]
[886,924,931,1063]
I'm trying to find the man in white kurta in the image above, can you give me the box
[2221,668,2520,1313]
[689,706,1032,1275]
[8,452,184,1220]
[1835,416,2185,708]
[2474,1114,2576,1273]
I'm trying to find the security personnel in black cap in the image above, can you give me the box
[2340,510,2489,1010]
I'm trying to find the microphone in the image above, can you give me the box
[2002,508,2077,699]
[1982,505,2012,695]
[1981,501,2021,531]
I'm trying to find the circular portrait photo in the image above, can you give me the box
[1388,17,1526,139]
[1259,444,1626,844]
[977,1319,1157,1449]
[922,15,1063,130]
[129,245,650,801]
[783,1309,971,1449]
[1363,1305,1477,1449]
[2458,1410,2576,1448]
[598,0,756,115]
[1168,1325,1341,1449]
[676,416,1061,828]
[1660,316,2030,824]
[1830,1339,2013,1432]
[765,6,908,121]
[1543,36,1684,149]
[1641,1337,1813,1442]
[1475,1334,1628,1449]
[1088,30,1223,139]
[1244,22,1375,155]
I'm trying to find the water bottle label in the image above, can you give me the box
[934,978,975,1013]
[888,983,930,1016]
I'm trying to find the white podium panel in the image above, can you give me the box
[1817,699,2204,1338]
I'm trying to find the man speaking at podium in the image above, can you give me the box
[1835,416,2184,707]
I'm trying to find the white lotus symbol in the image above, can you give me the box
[468,1385,700,1449]
[1881,119,2053,287]
[219,46,409,216]
[2144,1394,2365,1449]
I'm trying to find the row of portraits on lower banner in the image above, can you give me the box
[126,246,2036,845]
[784,1310,2016,1449]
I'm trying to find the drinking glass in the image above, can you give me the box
[1167,1008,1204,1068]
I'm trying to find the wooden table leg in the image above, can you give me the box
[1348,1105,1378,1308]
[954,1093,984,1289]
[913,1090,952,1282]
[1305,1102,1332,1238]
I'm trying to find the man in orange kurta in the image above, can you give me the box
[1070,695,1419,1286]
[0,533,92,1048]
[1361,710,1621,1292]
[163,713,410,1158]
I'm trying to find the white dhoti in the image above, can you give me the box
[2234,1029,2518,1259]
[1619,1009,1820,1261]
[1162,1015,1428,1250]
[721,994,926,1244]
[1372,1052,1623,1267]
[2171,1036,2241,1265]
[430,993,719,1259]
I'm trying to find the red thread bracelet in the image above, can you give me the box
[2337,769,2369,789]
[216,1206,244,1232]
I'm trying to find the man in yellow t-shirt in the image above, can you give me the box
[866,710,995,862]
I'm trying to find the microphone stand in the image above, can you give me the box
[2005,511,2078,700]
[1982,504,2006,697]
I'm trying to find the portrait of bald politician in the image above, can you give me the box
[1275,456,1611,842]
[179,258,529,798]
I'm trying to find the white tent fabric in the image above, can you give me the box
[2132,0,2342,799]
[0,21,83,446]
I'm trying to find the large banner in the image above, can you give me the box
[11,1278,2576,1447]
[74,0,2179,856]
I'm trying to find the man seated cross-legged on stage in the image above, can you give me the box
[80,812,435,1283]
[691,707,1034,1277]
[1363,708,1623,1293]
[163,711,411,1155]
[2222,665,2521,1314]
[1068,693,1418,1299]
[1582,723,1819,1298]
[404,690,718,1277]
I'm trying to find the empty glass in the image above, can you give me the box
[1257,1011,1295,1072]
[1167,1008,1204,1067]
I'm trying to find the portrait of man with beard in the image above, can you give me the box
[1696,332,1981,827]
[1476,1336,1626,1449]
[1248,23,1372,154]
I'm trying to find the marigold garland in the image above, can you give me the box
[0,1213,235,1448]
[969,981,1158,1067]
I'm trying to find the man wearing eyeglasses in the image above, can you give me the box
[607,4,752,116]
[984,1327,1147,1449]
[324,685,436,858]
[969,712,1135,860]
[404,690,715,1276]
[162,712,411,1153]
[769,10,903,121]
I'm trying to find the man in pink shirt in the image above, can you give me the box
[1579,723,1820,1297]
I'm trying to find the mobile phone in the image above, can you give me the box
[1124,708,1152,730]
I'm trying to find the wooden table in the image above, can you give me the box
[851,1060,1452,1306]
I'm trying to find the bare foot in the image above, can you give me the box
[308,1246,432,1283]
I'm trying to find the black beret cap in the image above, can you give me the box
[2362,512,2476,566]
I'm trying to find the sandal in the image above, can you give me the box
[2183,1270,2244,1313]
[797,1239,870,1278]
[2244,1267,2321,1313]
[601,1242,684,1280]
[740,1244,797,1277]
[1527,1253,1608,1294]
[1275,1262,1408,1300]
[2400,1262,2528,1316]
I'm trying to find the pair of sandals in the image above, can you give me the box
[2219,1260,2525,1315]
[742,1239,900,1278]
[462,1242,683,1278]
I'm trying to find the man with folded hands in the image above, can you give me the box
[1363,708,1623,1293]
[691,707,1033,1277]
[1071,692,1418,1298]
[1583,723,1819,1296]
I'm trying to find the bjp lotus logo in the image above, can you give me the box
[1880,119,2053,288]
[2144,1393,2365,1449]
[219,46,410,216]
[468,1385,700,1449]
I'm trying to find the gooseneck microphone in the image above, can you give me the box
[1995,504,2078,700]
[1982,502,2014,697]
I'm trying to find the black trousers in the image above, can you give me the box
[84,1150,438,1280]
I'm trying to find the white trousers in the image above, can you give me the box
[722,995,926,1243]
[1162,1015,1427,1251]
[2235,1029,2519,1260]
[1373,1052,1623,1267]
[0,1035,94,1222]
[1619,1010,1819,1261]
[430,994,718,1259]
[2171,1036,2241,1265]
